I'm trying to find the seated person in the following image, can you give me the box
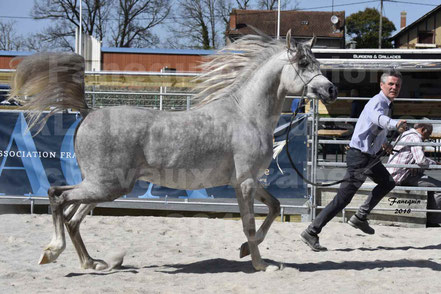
[387,123,441,226]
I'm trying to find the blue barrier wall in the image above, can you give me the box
[0,112,307,199]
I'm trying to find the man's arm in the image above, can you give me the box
[410,143,436,168]
[367,103,406,132]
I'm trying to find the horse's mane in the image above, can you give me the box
[192,34,286,107]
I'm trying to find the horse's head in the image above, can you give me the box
[281,30,337,105]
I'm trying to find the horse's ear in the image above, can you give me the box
[306,34,317,48]
[286,29,295,50]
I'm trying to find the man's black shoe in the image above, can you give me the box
[348,215,375,235]
[300,230,327,252]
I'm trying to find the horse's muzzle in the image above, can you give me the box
[327,85,338,103]
[310,84,338,104]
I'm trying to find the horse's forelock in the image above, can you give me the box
[293,42,319,67]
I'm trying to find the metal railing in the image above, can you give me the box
[85,89,195,110]
[0,195,309,221]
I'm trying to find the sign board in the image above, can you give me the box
[0,112,307,199]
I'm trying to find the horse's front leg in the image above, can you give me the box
[240,183,280,258]
[235,179,278,272]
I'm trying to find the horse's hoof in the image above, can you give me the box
[239,242,250,258]
[265,264,280,272]
[93,260,109,271]
[108,251,125,270]
[38,249,57,265]
[39,253,50,265]
[82,259,109,271]
[252,260,280,272]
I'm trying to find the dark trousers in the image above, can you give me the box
[401,174,441,224]
[307,148,396,235]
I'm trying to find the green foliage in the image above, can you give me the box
[346,8,396,48]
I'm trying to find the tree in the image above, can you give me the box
[257,0,278,10]
[216,0,234,26]
[346,8,396,48]
[111,0,171,47]
[215,0,234,45]
[32,0,111,50]
[22,33,52,52]
[235,0,252,9]
[0,20,25,51]
[0,20,52,52]
[31,0,170,50]
[171,0,221,49]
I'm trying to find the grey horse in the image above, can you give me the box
[10,31,337,272]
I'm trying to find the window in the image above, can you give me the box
[418,31,434,44]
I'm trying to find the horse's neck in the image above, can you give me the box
[237,54,287,129]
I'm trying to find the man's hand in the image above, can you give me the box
[382,143,393,155]
[396,120,407,133]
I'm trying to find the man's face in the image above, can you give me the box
[422,128,432,141]
[380,76,401,101]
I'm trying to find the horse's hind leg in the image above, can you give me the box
[40,181,131,268]
[240,183,280,258]
[64,204,111,270]
[62,203,100,268]
[39,185,76,265]
[64,203,81,222]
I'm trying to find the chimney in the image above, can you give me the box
[229,10,237,30]
[400,11,407,29]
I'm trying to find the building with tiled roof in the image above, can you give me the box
[391,5,441,49]
[227,9,345,48]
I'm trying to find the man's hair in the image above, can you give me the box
[414,123,433,133]
[380,69,402,84]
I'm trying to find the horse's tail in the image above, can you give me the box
[9,52,90,133]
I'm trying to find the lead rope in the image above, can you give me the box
[284,91,346,187]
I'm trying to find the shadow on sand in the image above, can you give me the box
[284,259,441,272]
[65,244,441,276]
[65,266,139,277]
[156,255,441,274]
[334,243,441,252]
